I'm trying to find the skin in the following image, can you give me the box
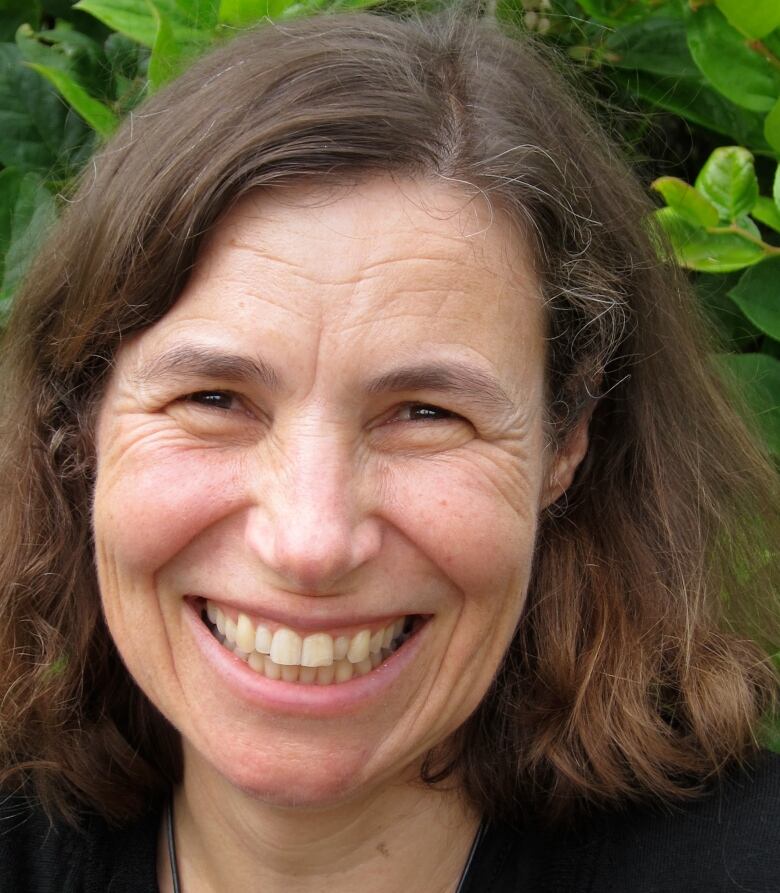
[93,177,587,892]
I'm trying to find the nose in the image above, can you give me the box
[244,432,382,593]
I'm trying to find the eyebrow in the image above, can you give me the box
[133,345,515,413]
[132,344,281,391]
[366,362,516,413]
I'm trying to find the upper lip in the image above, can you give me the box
[189,594,416,632]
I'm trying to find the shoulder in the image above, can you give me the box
[591,750,780,892]
[0,789,161,893]
[472,751,780,893]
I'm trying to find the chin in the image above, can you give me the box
[193,735,385,809]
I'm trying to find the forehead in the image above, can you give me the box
[129,176,544,394]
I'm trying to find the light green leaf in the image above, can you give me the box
[765,97,780,154]
[715,0,780,40]
[0,169,56,303]
[147,1,181,90]
[751,196,780,233]
[655,207,766,272]
[174,0,219,30]
[218,0,302,24]
[75,0,205,48]
[728,258,780,341]
[652,176,719,227]
[695,147,759,222]
[26,63,118,136]
[775,163,780,213]
[720,352,780,455]
[687,6,780,113]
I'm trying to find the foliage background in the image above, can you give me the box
[0,0,778,744]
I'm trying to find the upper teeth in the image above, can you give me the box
[206,600,406,668]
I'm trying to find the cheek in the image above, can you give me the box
[383,457,540,603]
[93,447,242,575]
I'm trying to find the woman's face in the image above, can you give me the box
[94,177,574,807]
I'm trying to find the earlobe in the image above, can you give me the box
[541,414,591,509]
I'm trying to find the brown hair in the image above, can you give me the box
[1,10,777,826]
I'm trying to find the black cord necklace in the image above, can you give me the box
[165,796,485,893]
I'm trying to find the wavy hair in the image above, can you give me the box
[0,10,778,825]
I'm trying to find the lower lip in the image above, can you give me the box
[183,600,429,717]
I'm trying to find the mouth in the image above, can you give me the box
[199,599,426,686]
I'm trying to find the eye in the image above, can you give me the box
[396,403,461,422]
[185,390,237,411]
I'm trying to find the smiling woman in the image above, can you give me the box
[1,10,779,893]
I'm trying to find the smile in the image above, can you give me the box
[202,600,421,685]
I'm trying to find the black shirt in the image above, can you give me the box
[2,752,779,892]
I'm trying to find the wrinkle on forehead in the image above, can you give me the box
[194,176,534,292]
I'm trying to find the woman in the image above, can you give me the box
[1,10,778,893]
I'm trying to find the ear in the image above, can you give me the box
[540,412,592,510]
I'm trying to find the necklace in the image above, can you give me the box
[166,796,486,893]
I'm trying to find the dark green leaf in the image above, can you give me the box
[695,147,759,222]
[751,196,780,233]
[574,0,650,27]
[655,207,766,272]
[0,169,56,303]
[0,42,94,174]
[765,96,780,154]
[611,70,770,150]
[652,176,719,226]
[687,6,780,113]
[728,257,780,341]
[720,352,780,455]
[715,0,780,40]
[27,62,117,135]
[696,271,763,349]
[0,0,40,42]
[605,18,699,79]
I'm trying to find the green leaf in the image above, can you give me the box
[174,0,219,30]
[775,163,780,212]
[611,70,770,151]
[654,207,766,272]
[695,147,759,222]
[687,6,780,113]
[75,0,206,48]
[605,18,699,79]
[752,196,780,233]
[147,1,180,90]
[0,168,56,304]
[696,271,763,348]
[652,176,719,227]
[218,0,305,23]
[0,0,40,42]
[728,258,780,341]
[26,63,117,135]
[765,97,780,154]
[715,0,780,40]
[574,0,649,27]
[0,42,93,174]
[720,352,780,455]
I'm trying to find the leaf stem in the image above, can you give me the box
[747,40,780,73]
[708,224,780,254]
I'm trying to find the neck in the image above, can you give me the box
[158,750,482,893]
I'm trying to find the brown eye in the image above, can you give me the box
[402,403,459,422]
[186,391,236,410]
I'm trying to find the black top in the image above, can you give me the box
[2,752,779,892]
